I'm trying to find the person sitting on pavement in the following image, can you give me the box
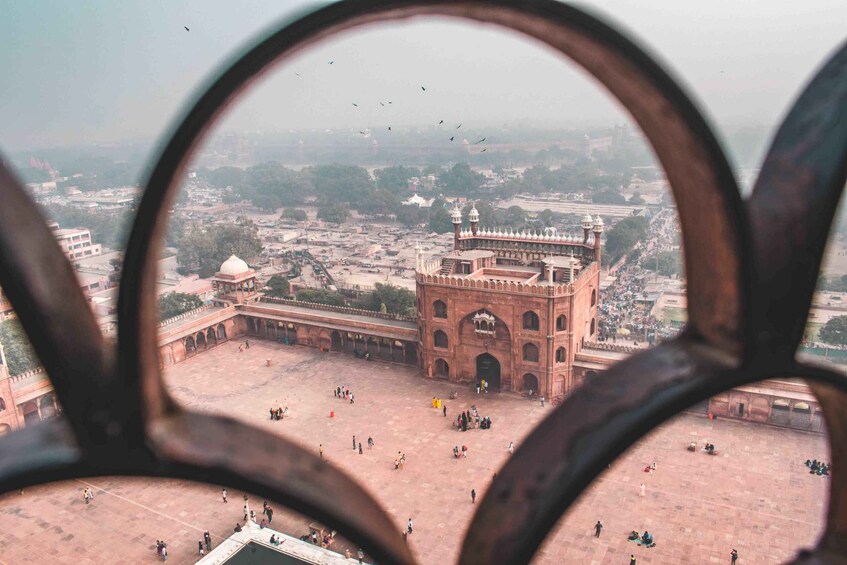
[628,531,640,541]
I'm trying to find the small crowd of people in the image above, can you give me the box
[394,451,406,470]
[196,531,212,556]
[703,443,717,454]
[269,405,287,420]
[238,340,250,353]
[475,380,490,394]
[453,445,469,458]
[806,459,830,476]
[155,540,168,561]
[335,386,355,404]
[82,487,94,505]
[628,530,656,548]
[352,348,371,361]
[454,406,492,432]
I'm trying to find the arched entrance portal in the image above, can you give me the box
[476,353,501,392]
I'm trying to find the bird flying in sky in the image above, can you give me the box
[184,26,190,32]
[328,61,334,64]
[475,137,486,144]
[421,86,426,91]
[438,120,444,124]
[456,123,462,129]
[388,126,392,131]
[481,148,487,152]
[352,103,358,107]
[450,136,454,141]
[379,102,385,107]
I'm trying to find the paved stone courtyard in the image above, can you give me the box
[0,339,830,564]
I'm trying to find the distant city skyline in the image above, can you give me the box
[3,0,847,160]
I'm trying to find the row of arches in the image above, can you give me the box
[245,317,298,343]
[432,300,575,336]
[184,323,229,357]
[329,330,417,365]
[17,393,59,425]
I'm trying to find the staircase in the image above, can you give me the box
[439,259,455,276]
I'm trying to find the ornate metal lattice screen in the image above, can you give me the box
[1,1,846,564]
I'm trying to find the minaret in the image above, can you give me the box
[450,204,463,251]
[414,241,422,272]
[581,213,593,244]
[468,203,480,236]
[592,215,604,263]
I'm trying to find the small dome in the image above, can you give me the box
[581,213,593,229]
[593,215,605,231]
[450,205,463,223]
[219,255,250,276]
[468,205,480,222]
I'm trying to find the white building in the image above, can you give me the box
[52,226,102,261]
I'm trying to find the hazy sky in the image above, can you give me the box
[2,1,847,152]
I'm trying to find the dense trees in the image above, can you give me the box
[438,162,483,195]
[644,250,683,277]
[604,216,649,263]
[820,315,847,345]
[353,283,416,316]
[158,292,204,320]
[592,189,627,205]
[41,204,133,249]
[281,208,308,221]
[375,166,420,193]
[428,200,453,234]
[265,275,290,297]
[176,223,263,278]
[0,318,39,375]
[296,288,346,306]
[317,204,350,224]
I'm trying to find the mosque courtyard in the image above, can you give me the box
[0,339,830,564]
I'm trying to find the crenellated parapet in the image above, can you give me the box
[259,296,417,322]
[158,304,216,328]
[416,271,574,296]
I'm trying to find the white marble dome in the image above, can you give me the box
[218,255,250,276]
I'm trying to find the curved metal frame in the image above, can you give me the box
[0,1,846,564]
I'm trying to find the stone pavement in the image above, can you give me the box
[0,339,830,564]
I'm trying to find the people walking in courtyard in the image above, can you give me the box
[358,442,363,454]
[263,501,268,516]
[198,541,204,556]
[595,520,603,537]
[358,547,365,564]
[407,518,413,535]
[83,488,90,505]
[204,530,212,551]
[161,544,168,561]
[267,506,274,523]
[367,436,374,448]
[245,340,250,349]
[350,393,354,404]
[630,555,636,565]
[640,483,646,497]
[222,488,227,503]
[320,444,323,459]
[509,441,514,454]
[443,404,447,417]
[243,504,248,521]
[731,549,738,564]
[540,396,545,407]
[471,489,476,503]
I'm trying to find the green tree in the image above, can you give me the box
[205,166,246,188]
[252,194,282,211]
[265,275,290,297]
[281,208,308,221]
[0,318,40,375]
[820,315,847,345]
[158,292,203,320]
[317,204,350,224]
[428,202,453,234]
[645,250,682,277]
[296,288,346,306]
[439,162,483,195]
[375,166,421,193]
[176,223,263,278]
[605,216,649,262]
[592,189,627,205]
[628,192,646,205]
[354,283,416,314]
